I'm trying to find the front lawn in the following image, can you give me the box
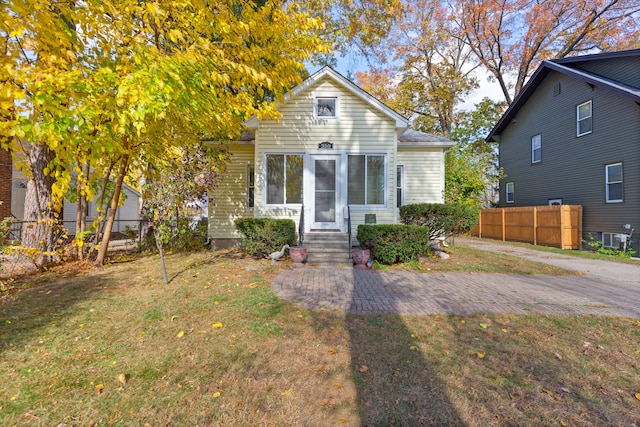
[1,251,638,426]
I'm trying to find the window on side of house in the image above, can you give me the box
[605,162,623,203]
[602,232,622,249]
[577,100,592,136]
[347,154,386,206]
[505,182,514,203]
[315,96,339,120]
[265,154,303,206]
[246,163,255,209]
[531,134,541,163]
[396,165,404,208]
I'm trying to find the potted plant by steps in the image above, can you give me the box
[352,246,370,269]
[289,246,307,266]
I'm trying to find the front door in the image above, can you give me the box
[310,154,341,230]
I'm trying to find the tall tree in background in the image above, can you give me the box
[446,98,506,207]
[454,0,640,104]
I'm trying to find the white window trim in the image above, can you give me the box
[605,162,623,203]
[602,232,622,249]
[347,151,389,210]
[577,100,592,137]
[505,182,514,204]
[314,93,340,122]
[531,134,541,164]
[396,165,405,209]
[548,199,562,206]
[263,152,304,209]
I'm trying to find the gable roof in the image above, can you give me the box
[246,66,410,130]
[486,48,640,142]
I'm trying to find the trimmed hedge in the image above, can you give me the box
[400,203,478,241]
[234,218,297,256]
[357,224,430,264]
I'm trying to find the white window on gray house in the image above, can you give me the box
[577,100,592,136]
[315,96,339,120]
[348,154,386,206]
[531,134,541,163]
[505,182,514,203]
[265,154,303,205]
[246,164,255,209]
[396,165,404,208]
[605,162,623,203]
[602,232,622,249]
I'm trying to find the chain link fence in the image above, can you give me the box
[1,218,146,280]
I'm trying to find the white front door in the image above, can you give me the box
[309,154,341,230]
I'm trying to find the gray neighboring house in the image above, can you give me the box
[487,48,640,253]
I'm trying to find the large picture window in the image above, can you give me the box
[265,154,303,205]
[347,154,386,206]
[605,162,622,203]
[577,100,592,136]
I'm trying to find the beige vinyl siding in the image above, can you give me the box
[209,143,255,239]
[397,148,446,205]
[255,76,398,230]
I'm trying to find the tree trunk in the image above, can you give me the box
[155,231,169,285]
[21,143,56,268]
[95,154,129,265]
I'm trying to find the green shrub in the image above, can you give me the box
[234,218,296,256]
[400,203,478,241]
[357,224,430,264]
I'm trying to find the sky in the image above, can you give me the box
[311,53,505,111]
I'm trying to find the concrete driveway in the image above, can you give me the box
[272,239,640,317]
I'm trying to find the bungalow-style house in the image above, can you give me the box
[209,66,455,259]
[487,48,640,252]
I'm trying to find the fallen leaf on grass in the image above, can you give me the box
[333,384,342,389]
[635,393,640,401]
[479,323,489,329]
[476,352,486,359]
[95,384,104,394]
[171,315,178,322]
[176,331,184,338]
[327,349,337,354]
[211,322,224,329]
[555,353,563,360]
[117,374,128,385]
[358,365,369,373]
[281,389,292,396]
[212,391,221,398]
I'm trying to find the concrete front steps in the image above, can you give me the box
[301,232,352,266]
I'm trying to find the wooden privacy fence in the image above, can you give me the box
[470,205,583,250]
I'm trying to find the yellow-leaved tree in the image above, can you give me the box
[1,0,328,266]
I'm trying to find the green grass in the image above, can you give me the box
[0,250,638,426]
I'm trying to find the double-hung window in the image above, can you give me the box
[246,164,255,209]
[505,182,514,204]
[605,163,623,203]
[577,100,592,136]
[531,134,541,163]
[396,165,404,208]
[347,154,386,206]
[265,154,303,205]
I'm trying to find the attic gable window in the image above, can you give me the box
[577,100,592,136]
[315,96,339,120]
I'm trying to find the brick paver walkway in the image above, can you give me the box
[273,268,640,317]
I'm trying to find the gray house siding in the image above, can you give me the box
[566,56,640,89]
[498,70,640,251]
